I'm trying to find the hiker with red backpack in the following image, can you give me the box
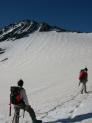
[79,67,88,94]
[10,79,42,123]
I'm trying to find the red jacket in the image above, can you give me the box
[79,70,88,81]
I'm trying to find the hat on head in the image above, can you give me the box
[17,79,24,86]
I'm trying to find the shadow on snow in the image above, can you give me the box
[87,91,92,94]
[44,112,92,123]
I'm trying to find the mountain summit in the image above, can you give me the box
[0,20,70,42]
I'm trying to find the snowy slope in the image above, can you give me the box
[0,30,92,123]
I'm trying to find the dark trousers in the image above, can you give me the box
[81,80,87,93]
[14,104,36,123]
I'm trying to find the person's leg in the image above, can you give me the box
[81,83,84,94]
[84,83,87,93]
[18,104,42,123]
[25,105,42,123]
[25,105,36,120]
[14,106,20,123]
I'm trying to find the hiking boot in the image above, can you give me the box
[33,119,42,123]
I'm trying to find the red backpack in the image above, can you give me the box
[10,86,23,105]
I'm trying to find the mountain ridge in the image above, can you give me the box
[0,19,80,42]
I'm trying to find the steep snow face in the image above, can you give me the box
[0,31,92,123]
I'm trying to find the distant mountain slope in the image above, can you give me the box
[0,20,75,42]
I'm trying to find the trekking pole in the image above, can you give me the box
[23,108,25,118]
[78,81,81,87]
[9,102,12,116]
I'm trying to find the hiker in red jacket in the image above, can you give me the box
[79,68,88,94]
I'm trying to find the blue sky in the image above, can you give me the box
[0,0,92,32]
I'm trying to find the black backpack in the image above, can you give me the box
[10,86,23,105]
